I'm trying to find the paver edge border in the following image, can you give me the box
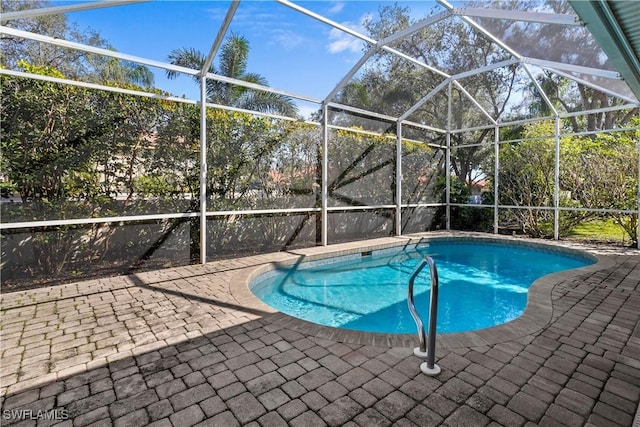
[230,231,617,349]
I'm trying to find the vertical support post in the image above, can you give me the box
[396,121,403,236]
[446,82,452,230]
[494,125,499,234]
[636,142,640,249]
[554,116,560,240]
[199,75,208,264]
[321,102,329,246]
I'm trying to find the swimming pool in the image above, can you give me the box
[250,238,596,334]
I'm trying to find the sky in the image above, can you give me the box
[56,0,440,118]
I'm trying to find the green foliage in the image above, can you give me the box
[434,177,493,231]
[0,181,17,198]
[401,140,444,205]
[167,34,298,117]
[569,218,632,243]
[3,64,100,202]
[492,119,639,243]
[16,59,66,78]
[1,60,171,279]
[92,57,155,88]
[136,175,176,197]
[495,121,555,236]
[328,129,395,208]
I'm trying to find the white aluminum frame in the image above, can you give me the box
[0,0,148,23]
[2,0,640,260]
[452,7,581,26]
[396,121,403,235]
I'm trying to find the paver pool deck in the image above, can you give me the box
[1,232,639,427]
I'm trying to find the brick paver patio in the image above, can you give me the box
[1,233,639,426]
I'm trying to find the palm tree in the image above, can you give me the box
[83,55,155,88]
[167,34,298,117]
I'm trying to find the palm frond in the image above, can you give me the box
[166,35,298,116]
[241,72,269,86]
[166,47,208,83]
[238,90,300,118]
[220,33,249,80]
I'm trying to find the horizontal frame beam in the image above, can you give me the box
[0,212,199,231]
[0,68,198,105]
[0,26,198,76]
[0,0,148,23]
[207,208,320,217]
[400,120,447,135]
[6,202,637,231]
[0,26,321,106]
[327,124,440,148]
[0,69,321,125]
[327,102,398,123]
[450,58,518,81]
[453,7,581,26]
[525,57,621,79]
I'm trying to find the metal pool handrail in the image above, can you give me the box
[407,255,441,376]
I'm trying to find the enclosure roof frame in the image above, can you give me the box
[1,0,638,130]
[569,0,640,100]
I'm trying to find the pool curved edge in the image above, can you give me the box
[230,232,615,349]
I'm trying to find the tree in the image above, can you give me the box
[481,0,639,131]
[89,56,155,88]
[0,0,154,88]
[491,119,639,243]
[1,0,92,75]
[340,2,519,191]
[560,120,639,243]
[493,121,557,237]
[155,34,301,259]
[1,61,167,279]
[167,34,297,116]
[523,71,638,133]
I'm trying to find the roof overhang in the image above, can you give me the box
[569,0,640,100]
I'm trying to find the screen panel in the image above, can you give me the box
[401,207,441,234]
[1,77,199,222]
[206,213,317,259]
[1,219,191,290]
[327,209,394,244]
[327,128,395,208]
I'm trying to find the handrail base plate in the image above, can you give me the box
[420,362,441,376]
[413,347,429,358]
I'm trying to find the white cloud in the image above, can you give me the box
[327,2,345,15]
[207,5,287,35]
[297,104,322,120]
[326,14,371,54]
[327,30,361,54]
[271,29,306,50]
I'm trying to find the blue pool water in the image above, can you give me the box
[250,240,595,334]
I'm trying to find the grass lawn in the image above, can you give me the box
[568,219,631,244]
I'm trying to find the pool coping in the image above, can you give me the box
[230,231,616,349]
